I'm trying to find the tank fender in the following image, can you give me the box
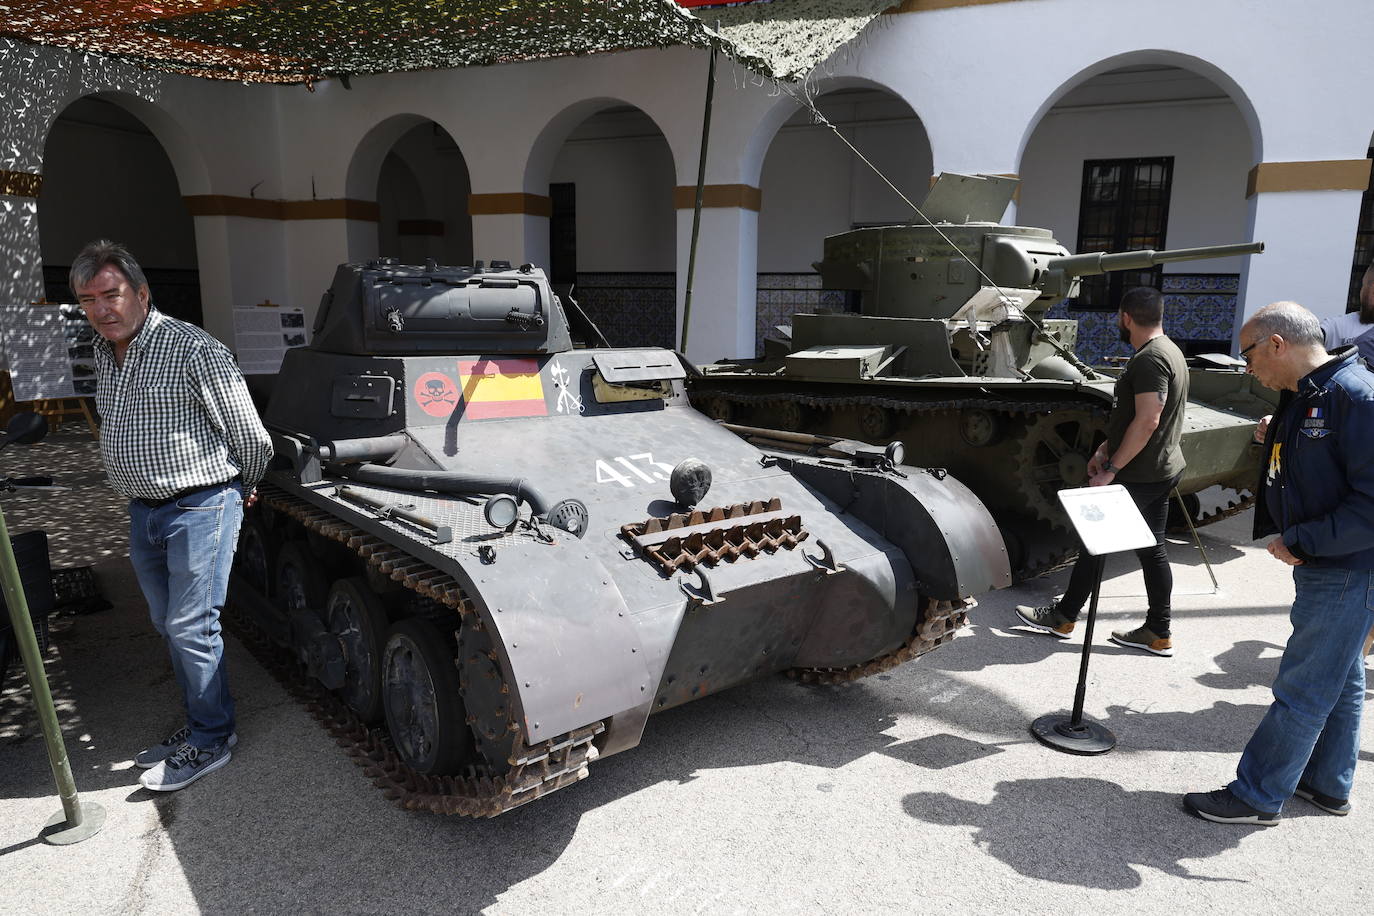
[777,458,1011,598]
[465,542,654,747]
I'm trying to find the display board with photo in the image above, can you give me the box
[233,306,311,374]
[0,302,93,401]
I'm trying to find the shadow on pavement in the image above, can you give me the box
[902,777,1255,889]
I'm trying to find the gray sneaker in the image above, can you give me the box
[136,727,237,769]
[1014,603,1075,638]
[1109,625,1174,657]
[139,741,233,792]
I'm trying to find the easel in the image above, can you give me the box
[31,397,99,440]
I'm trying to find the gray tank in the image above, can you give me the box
[690,173,1277,579]
[234,257,1010,816]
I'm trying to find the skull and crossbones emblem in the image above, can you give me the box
[413,371,459,417]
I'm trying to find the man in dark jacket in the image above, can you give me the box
[1185,301,1374,825]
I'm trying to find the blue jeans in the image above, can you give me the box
[1230,565,1373,813]
[129,482,243,750]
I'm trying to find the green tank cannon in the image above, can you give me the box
[692,173,1276,578]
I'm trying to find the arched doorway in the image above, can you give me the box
[755,87,932,356]
[542,104,676,348]
[375,122,472,266]
[1018,62,1259,363]
[38,96,201,325]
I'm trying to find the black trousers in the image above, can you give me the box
[1058,473,1181,637]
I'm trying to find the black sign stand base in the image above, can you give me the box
[1029,554,1117,756]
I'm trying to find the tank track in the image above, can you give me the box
[226,482,604,817]
[693,383,1257,577]
[787,597,971,685]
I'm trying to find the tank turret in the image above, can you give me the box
[692,173,1276,578]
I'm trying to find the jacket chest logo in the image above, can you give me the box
[1300,405,1332,438]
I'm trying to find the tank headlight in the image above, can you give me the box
[483,495,520,529]
[670,458,712,507]
[885,441,905,466]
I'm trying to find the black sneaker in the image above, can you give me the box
[1183,787,1279,826]
[1294,781,1351,816]
[135,727,237,769]
[1014,603,1075,638]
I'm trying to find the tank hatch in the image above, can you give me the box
[921,172,1019,224]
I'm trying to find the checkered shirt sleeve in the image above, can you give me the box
[95,309,273,500]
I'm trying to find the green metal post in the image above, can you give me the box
[0,505,104,844]
[679,39,717,356]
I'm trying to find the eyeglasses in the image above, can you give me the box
[1238,340,1260,365]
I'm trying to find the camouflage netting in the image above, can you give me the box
[0,0,895,85]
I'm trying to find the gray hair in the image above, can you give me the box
[1245,301,1325,349]
[69,240,149,299]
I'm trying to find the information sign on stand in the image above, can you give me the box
[1029,485,1156,755]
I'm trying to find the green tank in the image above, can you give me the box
[691,173,1277,578]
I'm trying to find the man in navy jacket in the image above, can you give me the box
[1185,301,1374,825]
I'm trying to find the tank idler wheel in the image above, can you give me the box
[238,509,278,597]
[325,577,390,723]
[382,616,474,775]
[858,404,895,440]
[275,540,330,615]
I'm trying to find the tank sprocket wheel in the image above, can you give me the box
[1010,410,1108,528]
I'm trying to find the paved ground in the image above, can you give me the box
[1,428,1371,915]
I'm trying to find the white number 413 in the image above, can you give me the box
[595,453,675,488]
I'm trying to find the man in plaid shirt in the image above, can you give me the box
[71,240,272,793]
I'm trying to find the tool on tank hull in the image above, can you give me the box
[691,173,1277,579]
[233,257,1010,816]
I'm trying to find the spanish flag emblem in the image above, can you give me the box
[456,358,549,419]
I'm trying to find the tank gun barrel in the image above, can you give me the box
[1049,241,1264,278]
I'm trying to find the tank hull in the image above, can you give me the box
[690,368,1275,578]
[241,332,1009,815]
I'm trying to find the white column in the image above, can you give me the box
[675,205,758,364]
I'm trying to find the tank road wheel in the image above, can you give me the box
[959,409,1004,448]
[325,577,390,723]
[237,509,278,597]
[382,616,473,775]
[701,395,735,423]
[858,404,896,440]
[1011,411,1108,527]
[275,541,330,615]
[775,399,813,432]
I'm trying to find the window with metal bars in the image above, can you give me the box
[1072,157,1174,310]
[1346,147,1374,311]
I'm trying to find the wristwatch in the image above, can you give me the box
[1103,460,1121,474]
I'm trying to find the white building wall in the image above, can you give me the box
[2,0,1373,362]
[549,132,676,273]
[1018,100,1254,274]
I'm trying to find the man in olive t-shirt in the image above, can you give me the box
[1016,286,1189,655]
